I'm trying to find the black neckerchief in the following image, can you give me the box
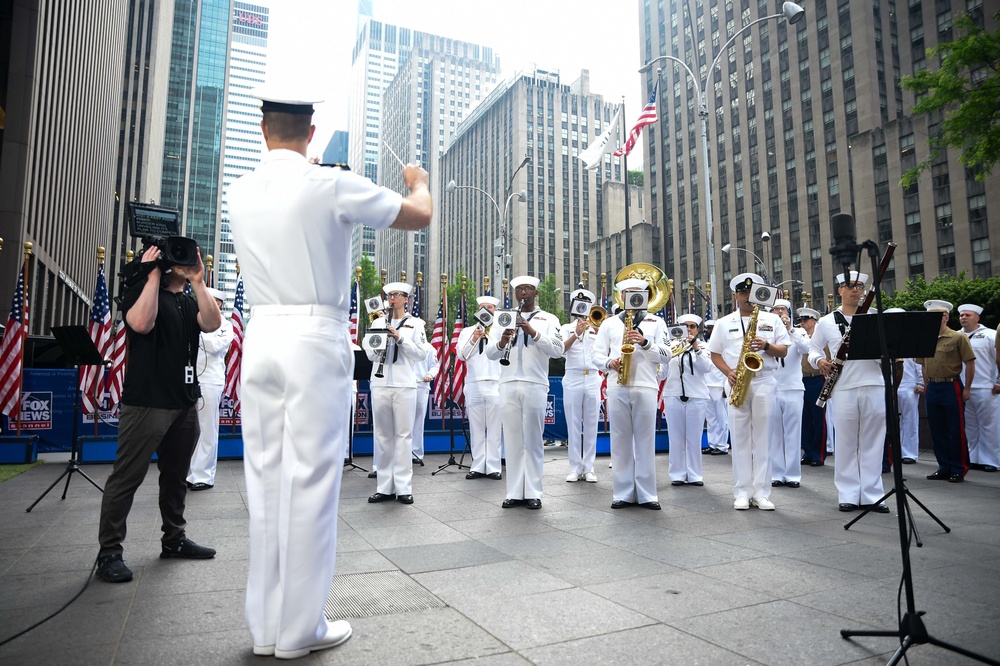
[679,349,694,401]
[518,309,541,347]
[833,310,849,337]
[390,315,409,362]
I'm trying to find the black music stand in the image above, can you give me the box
[841,311,949,541]
[345,349,371,473]
[26,326,106,512]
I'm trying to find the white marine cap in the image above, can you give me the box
[616,278,648,291]
[958,303,983,315]
[570,288,596,302]
[773,298,791,310]
[797,307,821,319]
[476,296,500,307]
[510,275,540,289]
[677,313,703,326]
[206,287,228,303]
[924,299,953,313]
[730,272,763,292]
[253,84,322,115]
[382,282,412,296]
[835,270,869,285]
[884,307,906,313]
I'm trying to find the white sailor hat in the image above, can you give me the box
[510,275,540,289]
[796,307,821,319]
[677,313,703,326]
[835,270,869,285]
[958,303,983,315]
[383,282,412,296]
[206,287,228,303]
[924,299,953,313]
[476,296,500,307]
[704,319,717,327]
[773,298,792,310]
[570,288,596,302]
[884,307,906,313]
[253,85,322,115]
[616,278,648,291]
[730,272,762,292]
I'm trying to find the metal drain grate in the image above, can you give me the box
[325,570,446,619]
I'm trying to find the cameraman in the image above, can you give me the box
[95,244,222,583]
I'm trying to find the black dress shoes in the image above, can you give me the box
[367,471,377,479]
[984,465,998,472]
[862,503,890,513]
[926,471,950,480]
[902,457,917,464]
[611,500,636,509]
[690,480,704,486]
[368,492,396,503]
[772,480,785,487]
[397,494,414,504]
[466,471,485,479]
[785,481,800,488]
[189,482,213,491]
[671,480,685,486]
[839,503,859,512]
[948,474,964,483]
[412,458,424,466]
[810,460,824,467]
[501,498,524,508]
[639,501,661,510]
[486,472,502,480]
[525,499,542,510]
[708,448,728,455]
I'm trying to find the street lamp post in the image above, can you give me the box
[721,242,773,285]
[640,2,805,318]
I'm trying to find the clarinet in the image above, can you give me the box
[816,242,896,407]
[499,299,525,366]
[373,307,391,378]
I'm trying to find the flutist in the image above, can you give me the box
[486,276,562,509]
[708,274,789,511]
[591,278,671,510]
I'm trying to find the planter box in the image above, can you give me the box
[0,435,39,463]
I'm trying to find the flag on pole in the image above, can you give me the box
[79,263,113,414]
[579,106,622,171]
[348,278,360,344]
[0,266,28,418]
[614,84,658,158]
[449,292,467,408]
[223,275,245,411]
[107,321,127,407]
[411,282,422,320]
[431,301,450,409]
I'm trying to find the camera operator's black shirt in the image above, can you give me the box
[120,285,202,408]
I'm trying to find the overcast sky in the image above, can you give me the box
[267,0,646,166]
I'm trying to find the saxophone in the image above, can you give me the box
[617,310,634,386]
[728,305,764,408]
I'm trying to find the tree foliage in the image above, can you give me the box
[900,10,1000,186]
[882,273,1000,329]
[628,169,644,186]
[536,274,566,323]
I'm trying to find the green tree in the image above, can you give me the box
[900,10,1000,186]
[536,274,566,323]
[351,255,382,337]
[445,272,476,328]
[883,273,1000,329]
[628,170,644,186]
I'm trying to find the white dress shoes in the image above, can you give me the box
[584,472,598,483]
[733,497,750,510]
[565,472,580,482]
[751,497,775,511]
[274,620,353,660]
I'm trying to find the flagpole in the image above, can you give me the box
[621,96,632,265]
[94,247,106,436]
[17,242,31,436]
[439,274,448,431]
[600,272,608,434]
[205,254,213,288]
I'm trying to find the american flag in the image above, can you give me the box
[410,282,422,319]
[601,280,609,311]
[449,292,467,408]
[223,275,245,411]
[0,266,28,418]
[79,263,113,414]
[614,84,658,158]
[348,278,360,344]
[689,286,697,317]
[107,320,127,407]
[431,300,450,409]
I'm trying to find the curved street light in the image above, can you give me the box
[639,1,806,318]
[445,180,527,287]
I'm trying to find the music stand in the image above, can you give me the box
[345,349,371,473]
[26,326,106,512]
[841,312,949,541]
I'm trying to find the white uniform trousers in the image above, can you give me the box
[607,385,658,503]
[830,386,886,505]
[966,388,1000,467]
[500,381,547,500]
[897,384,920,461]
[241,310,348,654]
[705,396,730,452]
[187,383,223,485]
[727,374,776,501]
[664,397,708,483]
[372,386,416,496]
[465,380,502,474]
[769,390,803,483]
[412,384,430,459]
[563,372,602,476]
[825,396,836,453]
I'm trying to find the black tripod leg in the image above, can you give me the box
[884,635,915,666]
[903,495,923,548]
[925,636,1000,666]
[844,488,895,530]
[904,487,951,533]
[26,467,73,512]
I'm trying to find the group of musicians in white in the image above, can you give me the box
[361,269,1000,513]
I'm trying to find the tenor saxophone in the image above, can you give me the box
[617,310,635,386]
[728,305,764,408]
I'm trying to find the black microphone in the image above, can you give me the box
[829,212,858,285]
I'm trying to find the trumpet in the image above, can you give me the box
[668,338,693,357]
[499,299,525,366]
[586,304,608,331]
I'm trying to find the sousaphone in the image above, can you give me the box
[612,263,671,313]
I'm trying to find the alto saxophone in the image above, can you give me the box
[617,310,634,386]
[728,305,764,408]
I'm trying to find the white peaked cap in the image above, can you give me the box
[571,288,596,302]
[924,299,953,313]
[730,272,763,292]
[797,307,821,319]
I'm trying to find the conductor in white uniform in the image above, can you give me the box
[227,89,431,660]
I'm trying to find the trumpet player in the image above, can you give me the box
[768,299,810,488]
[367,282,432,505]
[561,289,602,483]
[708,274,789,511]
[591,278,671,510]
[457,296,503,480]
[486,276,563,509]
[662,314,713,486]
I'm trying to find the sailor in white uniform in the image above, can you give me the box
[457,296,503,480]
[561,288,602,483]
[958,303,1000,471]
[662,314,712,486]
[769,298,810,488]
[411,341,438,465]
[702,319,731,455]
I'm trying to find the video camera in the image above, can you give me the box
[118,203,200,296]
